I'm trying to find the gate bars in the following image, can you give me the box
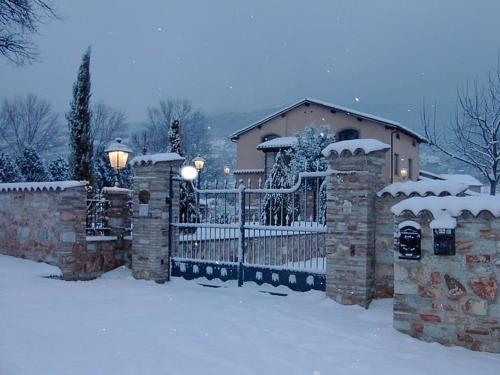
[170,170,330,291]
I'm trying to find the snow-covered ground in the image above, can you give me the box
[1,255,499,375]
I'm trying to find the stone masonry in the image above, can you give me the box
[0,181,131,280]
[131,154,183,283]
[393,206,500,353]
[324,145,388,308]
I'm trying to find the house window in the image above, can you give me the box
[337,129,359,141]
[408,158,413,179]
[262,134,280,143]
[394,153,400,176]
[265,151,277,178]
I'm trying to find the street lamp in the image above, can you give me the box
[223,165,231,175]
[105,138,132,187]
[193,156,206,172]
[400,168,409,180]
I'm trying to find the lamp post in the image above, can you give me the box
[105,138,132,187]
[192,156,206,189]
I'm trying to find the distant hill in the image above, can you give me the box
[206,107,277,139]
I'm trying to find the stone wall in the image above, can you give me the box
[0,182,131,280]
[393,210,500,353]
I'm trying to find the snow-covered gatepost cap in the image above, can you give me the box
[322,139,390,159]
[130,153,185,167]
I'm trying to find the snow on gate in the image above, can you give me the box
[170,171,329,291]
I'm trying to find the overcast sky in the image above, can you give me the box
[1,0,499,129]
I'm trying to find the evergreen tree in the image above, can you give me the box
[67,47,93,184]
[48,156,70,181]
[167,119,198,225]
[288,125,335,222]
[167,119,183,154]
[261,151,294,226]
[16,147,48,182]
[0,153,23,182]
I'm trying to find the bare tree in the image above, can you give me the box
[131,98,211,159]
[0,0,58,65]
[0,93,63,156]
[91,102,127,151]
[423,60,500,195]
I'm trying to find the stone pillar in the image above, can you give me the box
[324,143,389,308]
[130,154,183,283]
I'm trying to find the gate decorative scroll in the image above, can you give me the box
[170,170,330,291]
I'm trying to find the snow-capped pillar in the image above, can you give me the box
[322,140,390,308]
[130,153,184,283]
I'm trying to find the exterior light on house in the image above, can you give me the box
[104,138,132,187]
[223,165,231,175]
[180,165,198,181]
[193,156,206,172]
[400,167,409,179]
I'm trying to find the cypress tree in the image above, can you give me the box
[168,119,198,225]
[67,46,93,184]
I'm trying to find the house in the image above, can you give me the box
[229,98,427,186]
[419,170,484,193]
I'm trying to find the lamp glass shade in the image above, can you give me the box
[223,166,231,175]
[108,150,129,171]
[193,157,206,171]
[400,168,409,178]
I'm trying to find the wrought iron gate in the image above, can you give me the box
[170,171,329,292]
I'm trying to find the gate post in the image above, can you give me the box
[323,140,389,308]
[130,153,184,283]
[237,180,246,287]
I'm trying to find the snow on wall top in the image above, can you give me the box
[101,186,132,194]
[378,180,468,197]
[322,139,390,157]
[130,153,184,166]
[0,180,87,193]
[257,136,297,150]
[391,196,500,218]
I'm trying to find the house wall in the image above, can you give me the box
[234,102,420,185]
[393,211,500,353]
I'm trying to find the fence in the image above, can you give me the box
[86,187,133,236]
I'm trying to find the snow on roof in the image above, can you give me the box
[419,169,445,181]
[441,174,483,187]
[378,180,468,197]
[101,186,132,195]
[0,180,87,193]
[130,153,184,166]
[103,138,133,153]
[233,169,264,174]
[322,139,390,157]
[229,98,427,142]
[257,136,297,150]
[391,196,500,218]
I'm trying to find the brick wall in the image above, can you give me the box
[393,211,500,353]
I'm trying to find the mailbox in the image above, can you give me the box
[430,212,457,256]
[398,221,421,260]
[433,228,456,256]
